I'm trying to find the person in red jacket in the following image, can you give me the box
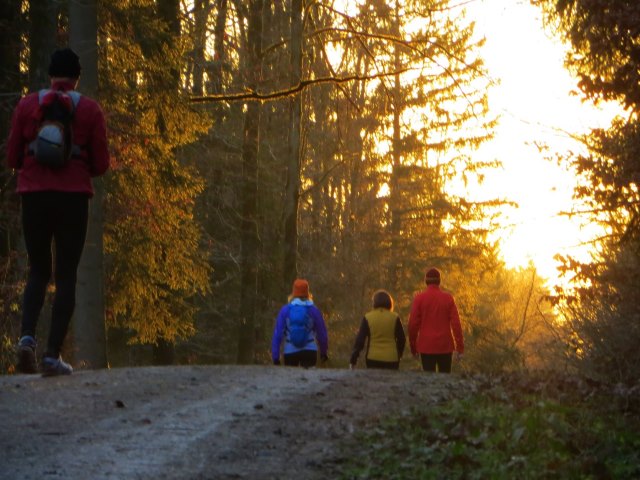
[6,48,110,376]
[408,268,464,373]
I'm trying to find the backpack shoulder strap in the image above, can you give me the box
[67,91,81,110]
[38,89,81,110]
[37,89,51,104]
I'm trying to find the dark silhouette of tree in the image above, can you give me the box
[236,0,264,364]
[534,0,640,382]
[282,0,303,291]
[70,0,108,369]
[0,0,23,373]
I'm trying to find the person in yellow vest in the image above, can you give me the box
[349,290,406,370]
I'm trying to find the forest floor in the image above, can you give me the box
[0,365,476,479]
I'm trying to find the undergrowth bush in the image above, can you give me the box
[340,374,640,479]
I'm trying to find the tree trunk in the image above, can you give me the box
[152,338,175,365]
[192,0,210,96]
[237,0,263,364]
[388,1,402,290]
[208,0,227,98]
[151,0,181,366]
[28,0,57,91]
[69,0,107,369]
[282,0,303,291]
[0,0,22,257]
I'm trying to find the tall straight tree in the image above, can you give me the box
[188,0,248,363]
[151,0,181,366]
[28,0,57,90]
[191,0,210,97]
[0,0,23,373]
[388,0,402,289]
[237,0,264,364]
[282,0,303,290]
[0,0,22,257]
[69,0,107,369]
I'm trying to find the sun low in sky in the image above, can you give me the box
[464,0,622,287]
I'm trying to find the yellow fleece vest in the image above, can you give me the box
[365,308,400,362]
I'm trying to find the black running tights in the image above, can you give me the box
[420,353,453,373]
[283,350,318,368]
[21,191,89,358]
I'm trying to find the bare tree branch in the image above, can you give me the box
[189,68,413,103]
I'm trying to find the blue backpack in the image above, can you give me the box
[287,303,312,348]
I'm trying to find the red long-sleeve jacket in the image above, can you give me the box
[408,285,464,355]
[6,80,110,196]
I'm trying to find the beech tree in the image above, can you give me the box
[100,1,210,357]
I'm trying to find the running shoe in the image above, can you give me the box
[16,336,38,374]
[41,356,73,377]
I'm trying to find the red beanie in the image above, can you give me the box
[425,268,441,284]
[292,279,310,298]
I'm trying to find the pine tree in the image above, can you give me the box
[297,0,502,343]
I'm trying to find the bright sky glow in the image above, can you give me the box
[462,0,622,287]
[334,0,622,288]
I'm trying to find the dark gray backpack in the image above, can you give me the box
[30,89,81,168]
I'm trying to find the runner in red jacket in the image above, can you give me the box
[7,48,110,377]
[408,268,464,373]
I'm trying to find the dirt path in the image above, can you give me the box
[0,365,474,479]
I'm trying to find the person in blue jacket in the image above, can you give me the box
[271,278,329,367]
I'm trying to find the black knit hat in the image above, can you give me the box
[48,48,81,79]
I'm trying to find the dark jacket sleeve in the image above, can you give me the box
[408,293,423,355]
[350,317,370,366]
[395,315,406,359]
[271,305,288,363]
[311,306,329,357]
